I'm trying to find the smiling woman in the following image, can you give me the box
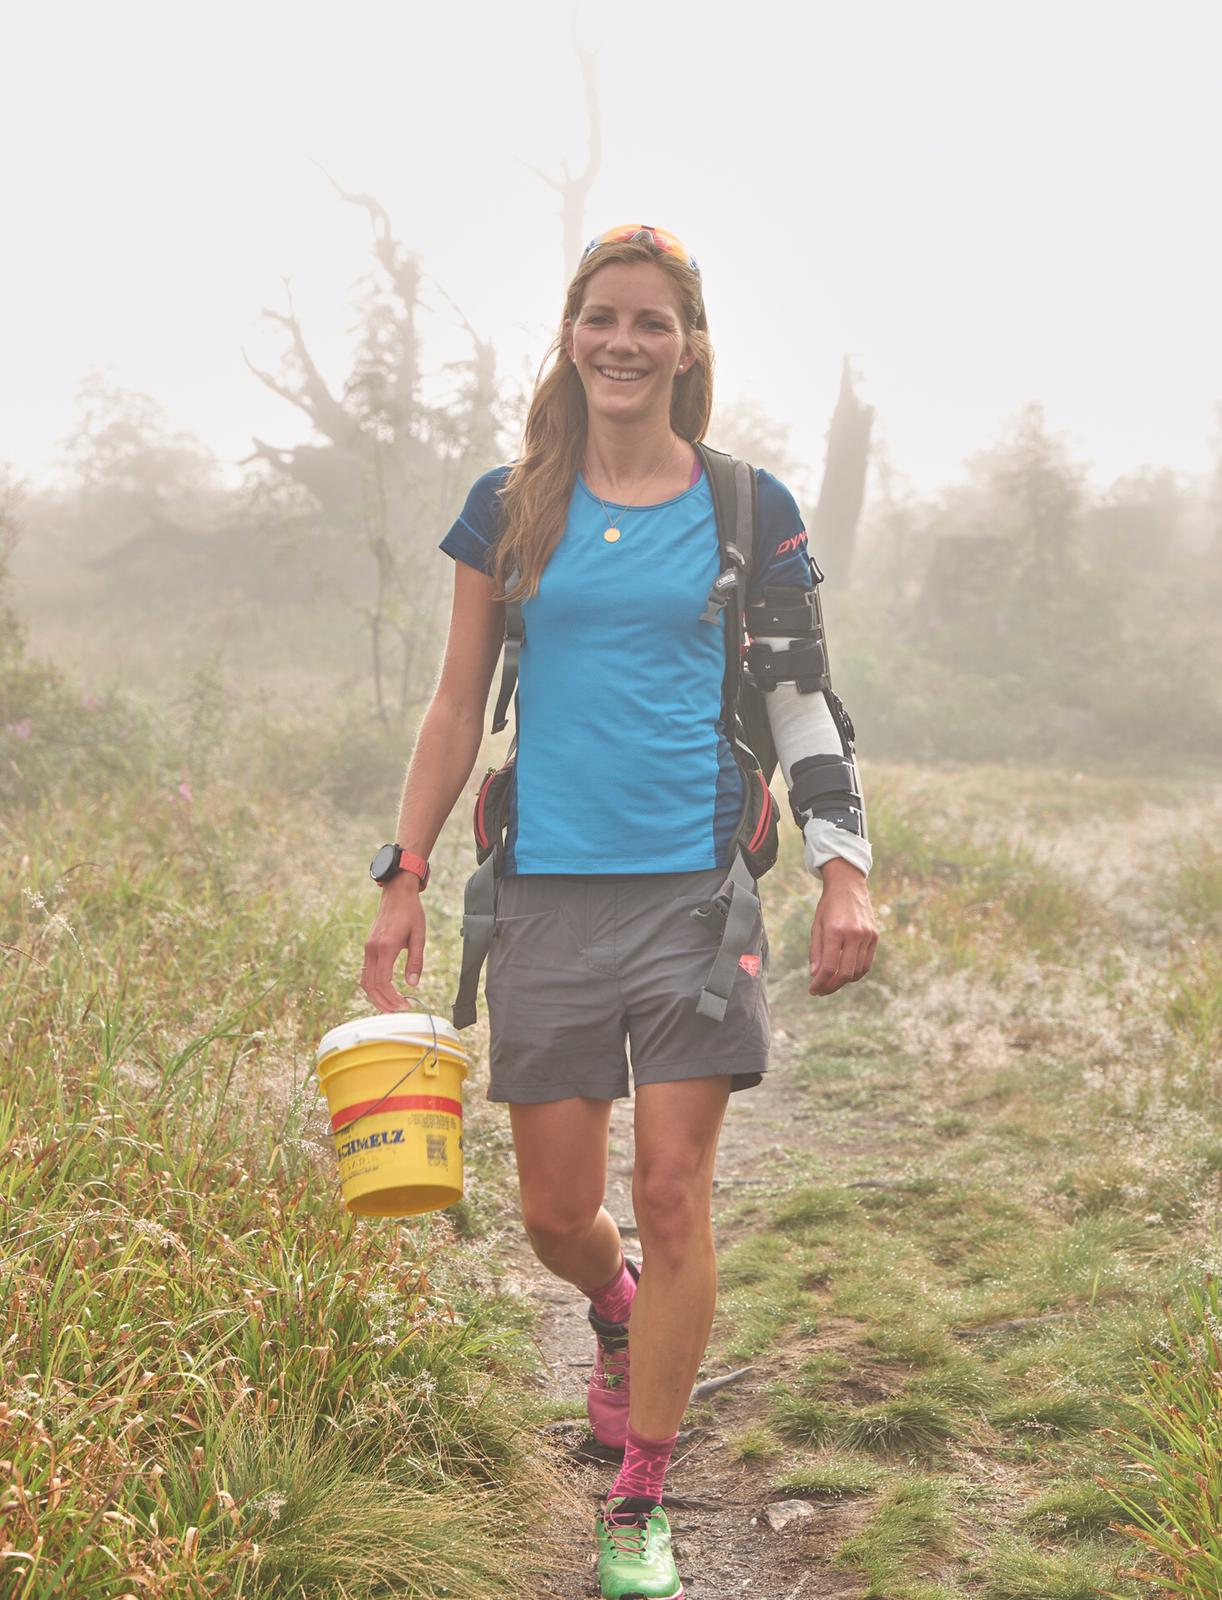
[490,227,716,599]
[360,223,877,1600]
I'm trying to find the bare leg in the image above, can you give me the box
[508,1096,623,1293]
[628,1076,731,1439]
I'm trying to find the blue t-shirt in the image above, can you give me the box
[439,460,813,874]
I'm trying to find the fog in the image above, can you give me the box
[6,12,1222,1584]
[2,0,1220,773]
[4,0,1221,494]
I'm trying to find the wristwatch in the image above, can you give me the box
[369,844,430,888]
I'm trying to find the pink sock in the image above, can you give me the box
[589,1256,636,1325]
[609,1423,678,1507]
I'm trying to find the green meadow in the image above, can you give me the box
[1,593,577,1596]
[707,767,1222,1598]
[3,552,1221,1596]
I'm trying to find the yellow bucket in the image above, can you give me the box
[316,1013,469,1217]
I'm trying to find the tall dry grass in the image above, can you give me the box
[1,763,573,1598]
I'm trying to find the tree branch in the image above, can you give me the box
[241,347,309,418]
[255,281,355,445]
[524,47,602,282]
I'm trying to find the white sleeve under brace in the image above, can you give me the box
[758,640,873,881]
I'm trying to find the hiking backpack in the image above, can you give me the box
[451,442,840,1028]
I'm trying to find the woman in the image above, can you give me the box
[362,225,877,1600]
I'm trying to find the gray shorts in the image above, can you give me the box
[484,868,770,1103]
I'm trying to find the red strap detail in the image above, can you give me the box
[398,850,429,888]
[747,773,775,853]
[332,1093,463,1132]
[474,773,492,850]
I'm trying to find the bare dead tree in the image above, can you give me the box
[244,283,358,446]
[242,279,373,537]
[526,47,602,283]
[243,192,508,726]
[810,359,874,582]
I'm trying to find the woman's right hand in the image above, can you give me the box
[361,880,427,1012]
[357,562,503,1013]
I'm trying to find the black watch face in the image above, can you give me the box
[370,843,399,882]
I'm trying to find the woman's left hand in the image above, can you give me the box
[808,858,879,996]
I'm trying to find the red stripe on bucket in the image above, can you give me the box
[331,1094,463,1132]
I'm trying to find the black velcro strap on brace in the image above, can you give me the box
[825,687,857,752]
[746,586,819,637]
[745,636,829,694]
[789,753,865,835]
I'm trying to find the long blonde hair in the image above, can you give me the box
[493,239,714,603]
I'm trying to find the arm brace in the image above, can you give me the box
[755,639,873,881]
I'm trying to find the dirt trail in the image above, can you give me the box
[503,989,879,1600]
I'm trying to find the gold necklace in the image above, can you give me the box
[584,438,678,544]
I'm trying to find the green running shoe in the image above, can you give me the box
[596,1496,684,1599]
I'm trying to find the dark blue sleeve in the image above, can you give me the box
[747,469,815,605]
[438,465,513,574]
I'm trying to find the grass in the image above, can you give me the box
[165,1397,545,1599]
[1021,1481,1122,1540]
[983,1535,1131,1599]
[906,1359,999,1407]
[1165,838,1222,933]
[7,599,1221,1598]
[768,1391,835,1447]
[717,1231,793,1287]
[1100,1277,1222,1596]
[835,1478,957,1597]
[861,1321,954,1366]
[839,1397,958,1458]
[771,1454,886,1498]
[727,1425,780,1463]
[796,1349,850,1391]
[860,788,1107,968]
[0,761,568,1597]
[770,1184,858,1231]
[1164,944,1222,1063]
[715,1229,815,1358]
[709,775,1222,1595]
[987,1389,1100,1439]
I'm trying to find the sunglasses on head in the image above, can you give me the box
[581,224,700,277]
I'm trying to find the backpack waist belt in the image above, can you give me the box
[452,849,762,1031]
[452,851,497,1030]
[450,761,773,1032]
[689,850,761,1022]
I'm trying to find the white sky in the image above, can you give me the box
[3,0,1220,496]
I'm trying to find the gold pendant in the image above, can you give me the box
[603,528,621,543]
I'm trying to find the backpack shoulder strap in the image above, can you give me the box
[696,442,757,585]
[490,569,523,735]
[695,442,759,718]
[492,450,760,738]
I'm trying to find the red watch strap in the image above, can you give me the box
[397,850,429,888]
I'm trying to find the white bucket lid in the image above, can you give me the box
[316,1011,465,1066]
